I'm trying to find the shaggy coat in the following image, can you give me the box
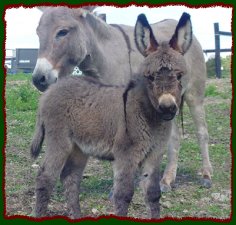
[31,13,192,218]
[32,7,212,191]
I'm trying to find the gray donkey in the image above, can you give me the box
[33,7,212,191]
[30,13,191,218]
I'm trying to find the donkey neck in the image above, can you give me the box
[79,14,131,85]
[124,77,162,126]
[85,13,112,40]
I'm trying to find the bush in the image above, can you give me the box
[6,80,40,112]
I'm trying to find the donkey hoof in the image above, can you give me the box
[200,178,212,189]
[29,210,36,218]
[160,183,172,193]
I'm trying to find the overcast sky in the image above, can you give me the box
[5,5,232,59]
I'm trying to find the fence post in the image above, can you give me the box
[214,23,221,78]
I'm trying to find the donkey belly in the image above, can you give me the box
[74,138,114,161]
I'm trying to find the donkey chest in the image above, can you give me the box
[147,122,172,153]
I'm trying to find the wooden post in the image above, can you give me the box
[214,23,221,78]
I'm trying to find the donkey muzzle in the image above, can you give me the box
[32,58,58,92]
[32,73,50,92]
[157,94,178,121]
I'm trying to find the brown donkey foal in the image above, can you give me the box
[30,13,191,219]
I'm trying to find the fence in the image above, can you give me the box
[203,23,232,78]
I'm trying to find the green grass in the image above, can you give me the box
[205,84,220,97]
[205,79,232,99]
[6,73,32,81]
[6,79,40,112]
[4,74,232,219]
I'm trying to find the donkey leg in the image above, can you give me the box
[60,145,88,219]
[34,138,72,217]
[112,154,137,217]
[141,151,162,219]
[185,96,213,188]
[160,120,180,192]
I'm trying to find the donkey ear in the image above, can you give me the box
[37,7,50,12]
[134,14,159,57]
[82,6,97,12]
[169,12,192,54]
[73,6,97,18]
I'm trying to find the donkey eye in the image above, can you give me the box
[146,75,154,82]
[56,29,69,39]
[177,73,182,81]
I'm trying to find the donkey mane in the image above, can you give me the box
[122,79,137,131]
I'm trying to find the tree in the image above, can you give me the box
[206,55,231,78]
[206,56,215,78]
[221,55,231,78]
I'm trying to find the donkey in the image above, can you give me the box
[32,6,140,90]
[32,7,212,191]
[30,12,192,218]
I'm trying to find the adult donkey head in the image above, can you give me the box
[32,7,95,92]
[134,13,192,120]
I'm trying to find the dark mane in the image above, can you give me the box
[122,80,136,131]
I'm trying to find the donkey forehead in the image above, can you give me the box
[38,8,78,30]
[144,44,187,74]
[43,7,81,17]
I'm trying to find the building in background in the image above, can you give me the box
[5,48,38,74]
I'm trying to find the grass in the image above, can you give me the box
[6,73,32,81]
[6,80,39,112]
[205,84,220,97]
[4,74,232,219]
[205,79,232,99]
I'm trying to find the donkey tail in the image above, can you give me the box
[30,113,45,159]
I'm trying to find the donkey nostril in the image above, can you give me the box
[39,75,46,84]
[170,104,177,113]
[159,104,168,113]
[159,104,177,114]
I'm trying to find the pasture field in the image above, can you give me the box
[4,73,232,220]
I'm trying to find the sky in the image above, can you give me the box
[4,5,232,60]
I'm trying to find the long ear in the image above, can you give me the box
[134,14,159,57]
[97,13,106,22]
[169,12,192,54]
[73,6,97,18]
[82,6,97,12]
[37,7,50,12]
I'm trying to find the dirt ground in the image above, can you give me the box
[5,78,232,221]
